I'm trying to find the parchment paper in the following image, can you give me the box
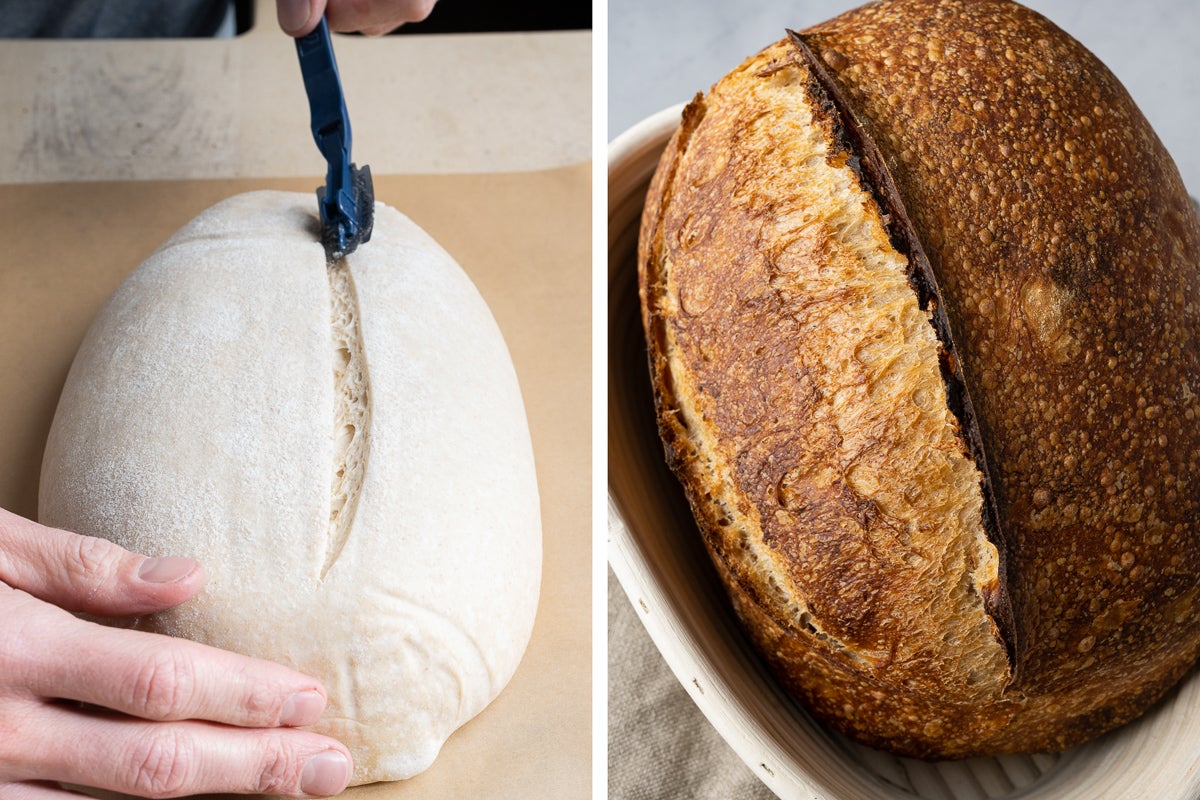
[0,163,591,799]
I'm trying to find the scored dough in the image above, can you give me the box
[38,191,542,784]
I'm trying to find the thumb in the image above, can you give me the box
[276,0,325,36]
[0,507,205,616]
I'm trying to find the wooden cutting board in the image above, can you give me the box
[0,163,591,799]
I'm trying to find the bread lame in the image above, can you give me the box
[295,16,375,260]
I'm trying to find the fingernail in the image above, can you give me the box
[300,750,351,796]
[138,557,196,583]
[280,690,325,726]
[277,0,312,34]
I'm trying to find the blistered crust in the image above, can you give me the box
[640,41,1013,756]
[640,0,1200,758]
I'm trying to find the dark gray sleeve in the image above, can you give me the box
[0,0,232,38]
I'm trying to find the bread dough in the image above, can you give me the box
[38,191,542,784]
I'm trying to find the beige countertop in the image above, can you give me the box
[0,0,590,182]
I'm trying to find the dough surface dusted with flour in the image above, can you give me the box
[38,191,542,784]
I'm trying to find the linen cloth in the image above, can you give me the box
[608,569,777,799]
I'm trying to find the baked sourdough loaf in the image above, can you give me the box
[638,0,1200,758]
[39,191,542,783]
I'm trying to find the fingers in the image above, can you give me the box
[0,582,350,799]
[326,0,438,35]
[25,614,327,729]
[0,509,204,617]
[276,0,437,37]
[13,706,352,799]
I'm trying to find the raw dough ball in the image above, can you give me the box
[39,191,542,784]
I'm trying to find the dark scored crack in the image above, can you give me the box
[786,29,1018,674]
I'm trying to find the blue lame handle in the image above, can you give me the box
[296,17,366,258]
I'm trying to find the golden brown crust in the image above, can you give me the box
[641,38,1015,757]
[785,28,1019,660]
[639,0,1200,758]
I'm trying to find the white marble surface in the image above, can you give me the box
[609,0,1200,195]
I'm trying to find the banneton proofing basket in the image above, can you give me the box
[607,105,1200,800]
